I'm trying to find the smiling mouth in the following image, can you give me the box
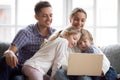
[46,21,51,24]
[82,47,86,49]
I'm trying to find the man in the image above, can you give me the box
[0,1,55,80]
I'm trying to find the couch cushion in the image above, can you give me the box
[118,74,120,79]
[0,42,10,56]
[101,44,120,74]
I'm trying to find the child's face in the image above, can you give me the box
[78,38,91,51]
[66,34,80,48]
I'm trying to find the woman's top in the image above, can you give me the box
[24,37,68,78]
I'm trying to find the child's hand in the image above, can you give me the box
[101,71,104,77]
[43,75,50,80]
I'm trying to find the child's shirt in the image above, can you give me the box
[62,45,110,75]
[81,45,110,75]
[82,45,100,53]
[24,37,69,78]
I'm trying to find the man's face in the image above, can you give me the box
[36,7,53,28]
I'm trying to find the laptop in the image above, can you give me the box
[67,53,103,76]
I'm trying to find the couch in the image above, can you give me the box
[0,42,120,80]
[0,42,49,80]
[0,42,10,56]
[101,44,120,79]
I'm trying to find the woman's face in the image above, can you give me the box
[70,12,86,30]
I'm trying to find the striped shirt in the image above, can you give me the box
[11,23,56,64]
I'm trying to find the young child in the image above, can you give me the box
[78,29,103,53]
[77,29,117,80]
[22,26,81,80]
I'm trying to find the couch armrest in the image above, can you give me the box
[101,44,120,74]
[0,42,10,56]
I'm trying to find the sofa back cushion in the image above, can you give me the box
[0,42,10,56]
[101,44,120,74]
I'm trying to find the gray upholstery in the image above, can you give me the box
[0,42,10,56]
[0,42,120,79]
[101,44,120,79]
[101,44,120,74]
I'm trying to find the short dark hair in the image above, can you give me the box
[34,1,52,14]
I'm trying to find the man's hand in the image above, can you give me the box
[4,50,18,68]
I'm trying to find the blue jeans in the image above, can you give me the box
[54,69,92,80]
[0,56,24,80]
[93,67,118,80]
[54,67,117,80]
[54,69,69,80]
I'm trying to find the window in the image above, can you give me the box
[0,0,15,42]
[17,0,37,25]
[0,0,64,42]
[96,0,117,26]
[0,5,11,24]
[72,0,118,46]
[73,0,94,26]
[18,0,63,29]
[0,0,119,46]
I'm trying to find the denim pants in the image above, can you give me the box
[54,69,69,80]
[54,69,92,80]
[54,67,118,80]
[93,67,118,80]
[0,56,24,80]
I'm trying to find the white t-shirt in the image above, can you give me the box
[24,37,68,77]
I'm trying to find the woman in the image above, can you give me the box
[69,7,87,31]
[54,8,117,80]
[54,7,88,80]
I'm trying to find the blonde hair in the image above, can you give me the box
[78,29,93,44]
[41,26,80,47]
